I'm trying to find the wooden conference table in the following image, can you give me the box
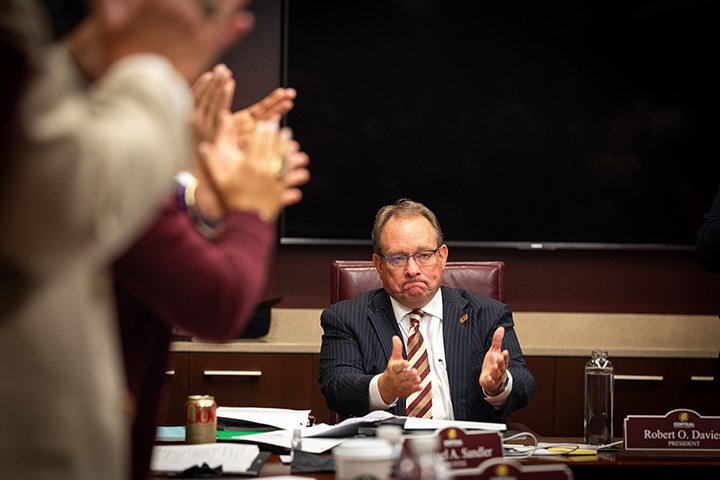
[150,437,720,479]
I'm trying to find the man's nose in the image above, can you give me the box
[405,255,421,275]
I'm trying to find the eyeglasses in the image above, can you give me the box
[382,247,440,268]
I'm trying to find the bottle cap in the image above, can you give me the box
[376,424,403,444]
[406,435,439,455]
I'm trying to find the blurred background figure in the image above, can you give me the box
[696,183,720,393]
[114,63,310,480]
[0,1,35,168]
[0,1,255,479]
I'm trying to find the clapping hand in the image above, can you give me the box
[189,64,309,221]
[198,112,309,222]
[378,336,422,404]
[479,327,509,395]
[233,87,297,148]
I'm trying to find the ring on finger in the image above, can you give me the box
[198,0,218,15]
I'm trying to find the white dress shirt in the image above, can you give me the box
[369,289,512,418]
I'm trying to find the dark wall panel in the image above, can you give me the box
[220,0,283,110]
[224,1,720,315]
[267,244,720,314]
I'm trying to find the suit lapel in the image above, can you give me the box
[442,287,473,420]
[367,290,406,415]
[368,290,404,359]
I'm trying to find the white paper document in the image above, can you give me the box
[233,429,347,454]
[259,477,316,480]
[217,406,310,430]
[226,410,396,453]
[150,443,259,474]
[303,410,397,438]
[403,417,506,432]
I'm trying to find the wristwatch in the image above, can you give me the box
[484,374,509,397]
[175,171,224,238]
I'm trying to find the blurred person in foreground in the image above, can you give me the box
[114,64,310,480]
[0,1,254,479]
[320,199,535,422]
[696,183,720,393]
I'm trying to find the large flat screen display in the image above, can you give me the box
[283,0,717,249]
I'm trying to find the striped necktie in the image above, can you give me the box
[405,309,433,418]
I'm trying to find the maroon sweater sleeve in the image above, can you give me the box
[113,197,276,342]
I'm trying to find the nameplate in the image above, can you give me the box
[624,409,720,451]
[452,457,573,480]
[437,427,503,469]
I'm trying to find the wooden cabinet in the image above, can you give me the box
[505,356,555,436]
[554,357,676,437]
[673,358,720,417]
[162,352,333,426]
[311,355,334,425]
[188,353,313,410]
[161,351,718,437]
[612,357,676,435]
[553,356,717,438]
[162,352,189,426]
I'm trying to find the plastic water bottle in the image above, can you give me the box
[584,350,614,445]
[290,427,302,462]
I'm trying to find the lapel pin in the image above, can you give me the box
[459,313,468,324]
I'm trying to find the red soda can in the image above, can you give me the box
[185,395,217,444]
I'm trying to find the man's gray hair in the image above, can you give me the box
[371,198,444,254]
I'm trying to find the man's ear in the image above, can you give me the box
[438,243,449,268]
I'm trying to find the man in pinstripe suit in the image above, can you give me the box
[320,199,535,422]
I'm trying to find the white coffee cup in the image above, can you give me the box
[333,438,394,480]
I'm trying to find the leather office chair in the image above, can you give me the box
[326,260,507,425]
[330,260,505,304]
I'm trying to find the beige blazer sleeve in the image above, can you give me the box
[0,6,193,479]
[1,42,192,275]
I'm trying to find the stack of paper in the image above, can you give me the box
[230,410,507,454]
[150,443,260,474]
[404,417,506,432]
[227,410,397,453]
[217,406,311,430]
